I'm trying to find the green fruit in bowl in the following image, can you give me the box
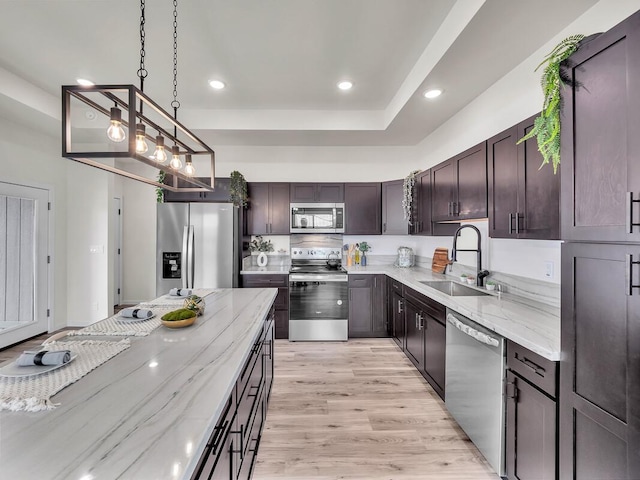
[183,295,205,316]
[161,308,197,321]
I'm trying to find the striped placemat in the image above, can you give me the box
[139,288,219,308]
[0,339,130,412]
[67,306,175,337]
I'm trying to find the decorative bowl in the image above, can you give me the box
[162,317,196,329]
[486,284,496,291]
[466,277,475,285]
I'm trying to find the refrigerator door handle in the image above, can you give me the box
[188,225,195,288]
[181,225,189,289]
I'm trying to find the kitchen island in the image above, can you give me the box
[0,287,277,480]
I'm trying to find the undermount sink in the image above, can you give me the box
[419,280,490,297]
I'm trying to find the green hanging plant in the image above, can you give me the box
[156,170,166,203]
[402,170,421,224]
[229,170,248,207]
[517,34,585,173]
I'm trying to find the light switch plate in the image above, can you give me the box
[544,261,554,278]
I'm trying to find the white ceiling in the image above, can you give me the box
[0,0,599,147]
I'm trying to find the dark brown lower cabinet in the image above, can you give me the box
[506,372,556,480]
[560,242,640,479]
[390,291,404,349]
[191,309,274,480]
[348,274,387,338]
[404,299,424,371]
[242,274,289,339]
[403,286,446,399]
[505,341,558,480]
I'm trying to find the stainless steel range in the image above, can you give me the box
[289,235,348,341]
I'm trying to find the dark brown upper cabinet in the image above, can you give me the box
[431,142,488,222]
[163,176,231,203]
[246,182,290,235]
[412,170,432,235]
[344,183,382,234]
[290,183,344,203]
[487,116,560,240]
[381,179,409,235]
[561,11,640,243]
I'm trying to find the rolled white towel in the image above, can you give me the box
[169,288,192,297]
[16,350,71,367]
[120,308,154,319]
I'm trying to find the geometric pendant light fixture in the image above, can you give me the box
[61,0,215,192]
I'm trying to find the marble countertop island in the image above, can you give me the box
[0,288,277,480]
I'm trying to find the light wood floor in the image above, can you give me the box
[253,338,499,480]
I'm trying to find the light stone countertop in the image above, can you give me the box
[346,265,560,360]
[241,265,291,274]
[0,288,278,480]
[241,263,560,361]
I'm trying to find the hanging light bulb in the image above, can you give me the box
[135,123,149,154]
[184,154,195,176]
[153,135,168,163]
[106,107,126,143]
[169,145,183,170]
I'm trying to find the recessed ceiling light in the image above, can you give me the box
[337,81,353,91]
[209,80,226,90]
[423,89,442,99]
[76,78,94,86]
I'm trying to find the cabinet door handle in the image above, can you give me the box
[397,300,403,313]
[515,212,520,234]
[230,427,244,459]
[448,202,452,216]
[383,222,387,232]
[627,192,640,233]
[505,381,518,400]
[266,223,269,233]
[508,213,514,234]
[453,202,458,216]
[415,313,418,329]
[515,353,544,375]
[626,254,640,296]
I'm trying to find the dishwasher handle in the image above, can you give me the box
[447,313,500,347]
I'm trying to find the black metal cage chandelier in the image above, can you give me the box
[61,0,214,192]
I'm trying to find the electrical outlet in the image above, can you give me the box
[544,261,554,278]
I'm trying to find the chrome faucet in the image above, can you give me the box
[451,224,490,287]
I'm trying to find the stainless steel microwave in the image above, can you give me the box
[290,203,345,233]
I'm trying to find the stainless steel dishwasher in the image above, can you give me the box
[445,309,505,476]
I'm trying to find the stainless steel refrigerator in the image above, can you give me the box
[156,203,239,296]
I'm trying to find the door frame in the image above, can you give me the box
[0,180,53,348]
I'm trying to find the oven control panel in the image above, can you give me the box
[290,248,342,260]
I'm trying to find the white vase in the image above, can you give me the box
[257,252,268,267]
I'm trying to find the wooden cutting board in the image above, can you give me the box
[432,247,452,273]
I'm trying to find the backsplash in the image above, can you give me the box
[248,223,561,307]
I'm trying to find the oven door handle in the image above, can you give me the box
[289,274,348,282]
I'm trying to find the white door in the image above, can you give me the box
[113,197,122,307]
[0,182,50,348]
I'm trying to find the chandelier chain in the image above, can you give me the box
[137,0,148,83]
[171,0,180,111]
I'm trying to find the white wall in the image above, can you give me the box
[65,161,114,326]
[213,145,421,182]
[116,162,158,305]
